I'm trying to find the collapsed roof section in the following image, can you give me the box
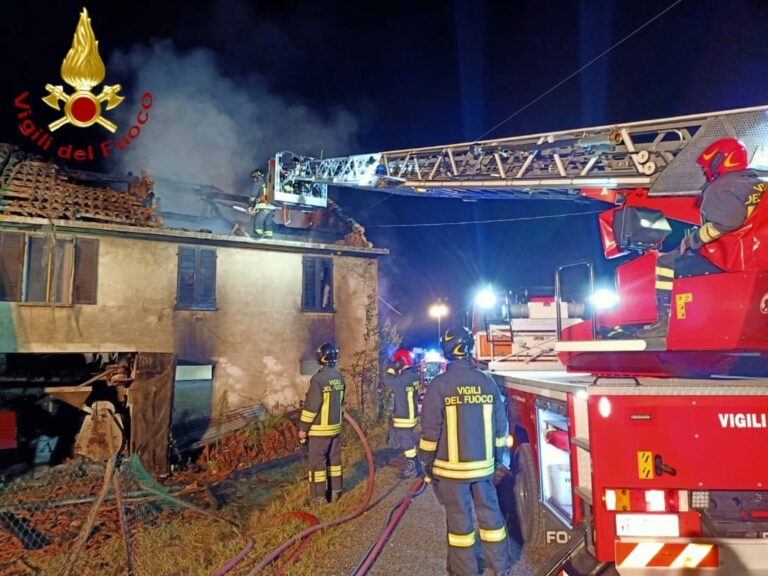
[0,144,373,248]
[0,145,159,228]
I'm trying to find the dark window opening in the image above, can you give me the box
[0,233,99,305]
[176,246,217,310]
[302,256,333,312]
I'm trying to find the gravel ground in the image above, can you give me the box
[312,455,559,576]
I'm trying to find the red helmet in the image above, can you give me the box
[392,348,412,371]
[697,138,749,182]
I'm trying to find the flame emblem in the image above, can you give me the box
[41,8,123,133]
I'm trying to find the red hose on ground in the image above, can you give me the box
[245,411,376,575]
[352,478,424,576]
[274,512,319,576]
[211,537,254,576]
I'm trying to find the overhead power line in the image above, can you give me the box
[475,0,686,140]
[366,209,603,228]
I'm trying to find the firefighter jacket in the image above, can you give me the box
[689,169,765,249]
[299,366,346,437]
[381,366,420,428]
[418,358,508,482]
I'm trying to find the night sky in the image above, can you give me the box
[3,0,768,347]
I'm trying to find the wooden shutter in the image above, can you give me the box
[73,238,99,304]
[197,248,217,309]
[176,246,197,308]
[320,258,333,310]
[302,257,317,310]
[0,232,24,301]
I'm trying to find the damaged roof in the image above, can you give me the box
[0,144,375,248]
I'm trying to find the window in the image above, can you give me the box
[176,246,217,310]
[302,256,333,311]
[0,232,24,301]
[0,232,98,304]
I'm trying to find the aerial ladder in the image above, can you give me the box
[269,105,768,576]
[270,103,768,378]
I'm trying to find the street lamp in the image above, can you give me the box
[429,301,449,343]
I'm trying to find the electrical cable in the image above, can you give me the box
[475,0,686,141]
[367,209,603,228]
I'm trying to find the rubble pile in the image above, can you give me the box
[194,418,301,479]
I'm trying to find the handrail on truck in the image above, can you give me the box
[554,260,596,342]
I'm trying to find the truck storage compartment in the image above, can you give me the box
[535,397,573,524]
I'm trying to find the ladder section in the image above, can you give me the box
[270,104,768,203]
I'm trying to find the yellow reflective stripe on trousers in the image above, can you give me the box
[446,405,459,463]
[434,458,493,471]
[448,531,476,548]
[404,448,417,458]
[479,526,507,542]
[407,387,415,421]
[321,390,330,426]
[655,280,673,290]
[655,266,675,278]
[329,465,342,477]
[419,438,437,451]
[300,410,317,423]
[309,470,327,482]
[483,404,493,463]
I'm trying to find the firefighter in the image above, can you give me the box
[381,348,422,478]
[419,326,512,576]
[248,169,277,238]
[637,138,766,338]
[298,342,346,506]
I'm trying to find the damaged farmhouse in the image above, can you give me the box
[0,144,384,477]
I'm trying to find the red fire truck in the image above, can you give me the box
[269,104,768,575]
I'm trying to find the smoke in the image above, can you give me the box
[108,40,358,193]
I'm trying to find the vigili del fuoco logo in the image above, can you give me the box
[12,7,153,161]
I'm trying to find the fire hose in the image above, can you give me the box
[350,477,425,576]
[243,411,376,575]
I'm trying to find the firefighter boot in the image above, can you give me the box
[636,291,672,339]
[400,457,421,479]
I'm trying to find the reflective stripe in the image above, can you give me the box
[404,448,417,458]
[483,404,493,464]
[479,526,507,542]
[419,438,438,451]
[655,266,675,278]
[448,531,476,548]
[393,417,418,428]
[300,410,317,423]
[434,457,493,471]
[446,405,459,463]
[308,425,341,437]
[321,390,330,427]
[699,222,722,243]
[329,465,342,477]
[494,436,506,448]
[432,464,495,480]
[309,470,327,482]
[669,544,715,568]
[655,280,673,290]
[407,387,415,421]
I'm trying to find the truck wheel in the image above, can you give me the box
[514,443,545,546]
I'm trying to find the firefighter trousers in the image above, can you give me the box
[437,478,512,576]
[307,434,342,499]
[391,426,418,459]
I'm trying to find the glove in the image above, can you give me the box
[680,228,702,254]
[493,464,510,486]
